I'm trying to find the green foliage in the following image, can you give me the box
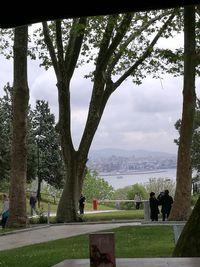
[0,179,9,192]
[82,170,114,201]
[0,83,13,181]
[36,206,48,224]
[31,100,64,188]
[31,9,182,85]
[0,97,63,188]
[112,184,147,210]
[40,182,62,202]
[127,183,148,199]
[0,87,64,192]
[152,48,184,78]
[0,28,14,59]
[112,186,131,200]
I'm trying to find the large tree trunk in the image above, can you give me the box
[173,195,200,256]
[56,81,88,222]
[169,6,196,221]
[7,26,29,227]
[56,156,85,222]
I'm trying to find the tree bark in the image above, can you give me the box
[56,80,88,222]
[56,154,83,222]
[173,195,200,256]
[7,26,29,227]
[169,6,196,221]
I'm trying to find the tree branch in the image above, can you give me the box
[106,10,172,78]
[95,13,133,78]
[64,17,87,79]
[113,11,176,89]
[56,20,64,67]
[42,21,59,77]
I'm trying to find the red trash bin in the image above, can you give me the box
[93,199,98,210]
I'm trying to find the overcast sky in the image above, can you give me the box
[1,29,199,155]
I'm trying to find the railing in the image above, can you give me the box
[98,199,146,203]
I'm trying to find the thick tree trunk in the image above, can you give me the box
[56,155,86,222]
[169,6,196,221]
[173,195,200,256]
[7,26,29,227]
[56,79,88,222]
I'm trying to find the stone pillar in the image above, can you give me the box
[143,200,150,221]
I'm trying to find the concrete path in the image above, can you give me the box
[0,221,140,251]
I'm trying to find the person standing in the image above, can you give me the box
[159,189,173,221]
[79,193,86,214]
[149,192,159,221]
[134,193,142,209]
[29,192,37,216]
[1,194,9,228]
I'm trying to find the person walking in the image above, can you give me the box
[159,189,173,221]
[29,192,37,216]
[1,194,9,228]
[79,193,86,214]
[149,192,159,221]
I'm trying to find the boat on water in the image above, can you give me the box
[117,176,123,179]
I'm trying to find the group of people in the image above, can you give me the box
[149,189,173,221]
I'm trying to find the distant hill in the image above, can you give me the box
[89,148,176,159]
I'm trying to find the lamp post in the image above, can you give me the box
[36,134,45,208]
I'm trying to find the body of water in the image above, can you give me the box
[99,168,176,189]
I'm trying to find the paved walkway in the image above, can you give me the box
[0,221,140,251]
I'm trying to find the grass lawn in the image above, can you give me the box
[0,225,175,267]
[28,209,144,224]
[84,209,144,221]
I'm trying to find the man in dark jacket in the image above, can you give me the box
[159,189,173,221]
[30,192,37,216]
[79,193,86,214]
[149,192,159,221]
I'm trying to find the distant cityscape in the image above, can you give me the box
[87,148,177,174]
